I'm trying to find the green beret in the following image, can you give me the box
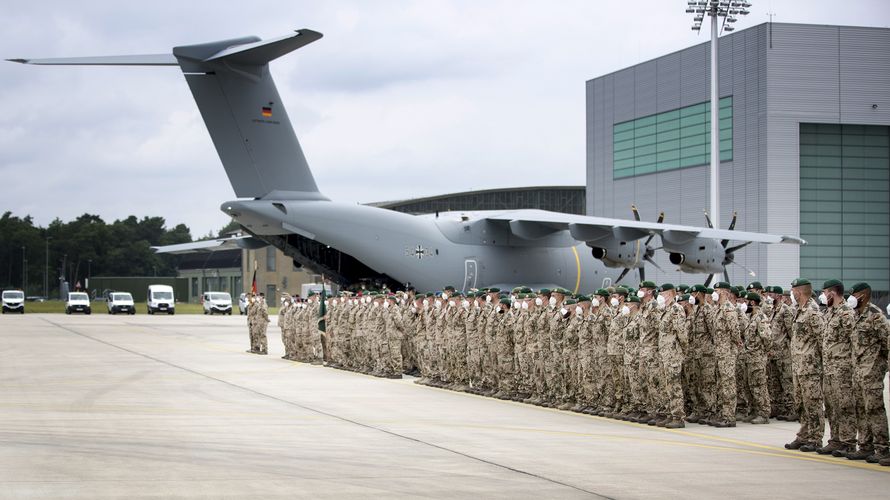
[625,287,637,295]
[738,289,749,298]
[791,278,811,288]
[539,288,551,295]
[677,284,690,292]
[488,287,500,293]
[465,292,476,298]
[771,286,784,294]
[499,298,512,305]
[640,280,657,289]
[851,282,871,293]
[822,279,843,290]
[627,295,641,303]
[714,282,732,290]
[512,286,523,293]
[746,281,763,290]
[553,288,570,295]
[576,295,590,302]
[595,288,610,297]
[563,298,577,305]
[677,294,691,302]
[521,287,532,294]
[746,292,761,303]
[499,292,509,298]
[308,291,316,297]
[444,285,456,291]
[690,284,707,293]
[660,283,675,291]
[614,287,629,297]
[451,291,463,298]
[706,288,714,294]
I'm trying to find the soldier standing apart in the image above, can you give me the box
[816,279,856,456]
[246,293,257,353]
[843,282,890,464]
[739,292,771,425]
[784,279,825,452]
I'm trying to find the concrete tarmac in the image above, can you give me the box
[0,314,888,499]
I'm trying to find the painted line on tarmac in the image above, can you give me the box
[402,379,889,473]
[40,318,614,500]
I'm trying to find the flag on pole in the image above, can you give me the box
[251,260,257,294]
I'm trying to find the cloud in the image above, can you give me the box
[1,0,888,236]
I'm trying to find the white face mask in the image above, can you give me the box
[512,301,520,309]
[422,299,429,307]
[689,296,697,305]
[818,293,828,306]
[591,298,600,308]
[847,295,858,309]
[383,301,390,309]
[656,295,666,308]
[621,305,630,316]
[790,293,798,306]
[549,297,557,307]
[885,303,889,316]
[442,293,449,300]
[448,300,455,307]
[462,300,469,309]
[474,302,481,309]
[535,297,543,306]
[636,290,646,298]
[560,307,568,316]
[610,298,620,307]
[486,295,492,303]
[521,301,529,310]
[738,303,748,314]
[711,292,719,302]
[372,302,379,308]
[434,301,442,309]
[410,306,417,313]
[765,296,774,305]
[575,306,583,315]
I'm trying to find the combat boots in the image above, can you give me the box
[846,447,874,461]
[799,442,822,453]
[784,438,805,450]
[686,413,700,424]
[879,455,890,467]
[749,416,769,425]
[865,450,889,464]
[664,418,685,429]
[816,442,844,455]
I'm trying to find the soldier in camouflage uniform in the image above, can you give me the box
[605,288,628,418]
[494,298,517,399]
[254,293,269,355]
[622,294,644,421]
[563,297,584,410]
[816,279,857,456]
[636,281,662,424]
[739,292,771,425]
[765,286,796,420]
[513,293,533,400]
[381,296,405,378]
[547,289,569,407]
[844,283,890,464]
[784,279,825,453]
[711,282,740,427]
[574,295,596,413]
[659,292,690,428]
[589,289,612,415]
[686,285,716,425]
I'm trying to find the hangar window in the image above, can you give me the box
[613,96,732,179]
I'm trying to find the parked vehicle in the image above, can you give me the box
[203,291,233,315]
[66,292,92,315]
[147,285,175,315]
[106,292,136,315]
[238,293,248,315]
[2,290,25,314]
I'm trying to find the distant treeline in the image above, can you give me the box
[0,211,198,296]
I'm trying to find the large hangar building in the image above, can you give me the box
[586,22,890,293]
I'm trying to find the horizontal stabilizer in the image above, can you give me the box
[203,30,323,65]
[7,54,178,66]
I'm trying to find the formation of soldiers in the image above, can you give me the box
[252,279,890,466]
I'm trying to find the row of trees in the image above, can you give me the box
[0,211,195,297]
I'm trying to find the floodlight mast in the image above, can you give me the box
[688,1,750,230]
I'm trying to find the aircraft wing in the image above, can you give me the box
[152,234,267,255]
[480,209,806,245]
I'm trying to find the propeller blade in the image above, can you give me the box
[725,241,752,255]
[704,274,715,287]
[703,210,713,229]
[644,255,665,272]
[631,204,641,222]
[723,268,731,284]
[643,211,666,246]
[638,267,645,283]
[721,211,738,248]
[616,268,632,284]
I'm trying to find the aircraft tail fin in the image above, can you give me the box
[173,30,326,200]
[10,29,327,201]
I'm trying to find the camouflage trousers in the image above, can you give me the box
[715,354,737,422]
[515,348,534,394]
[691,355,717,419]
[624,359,643,413]
[854,371,890,453]
[660,356,685,420]
[793,371,825,444]
[640,350,662,414]
[823,365,857,447]
[251,324,268,354]
[767,353,795,416]
[607,355,625,411]
[742,356,771,418]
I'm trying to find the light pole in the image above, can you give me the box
[21,246,26,294]
[687,0,750,230]
[87,259,92,293]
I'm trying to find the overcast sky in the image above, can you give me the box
[2,0,888,237]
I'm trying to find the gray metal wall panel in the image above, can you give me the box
[656,53,682,114]
[634,60,658,120]
[839,27,890,126]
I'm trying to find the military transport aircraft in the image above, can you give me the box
[9,29,805,293]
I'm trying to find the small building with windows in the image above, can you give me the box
[586,22,890,296]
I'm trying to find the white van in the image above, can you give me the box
[202,291,232,315]
[147,285,175,315]
[106,292,136,315]
[1,290,25,314]
[66,292,92,315]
